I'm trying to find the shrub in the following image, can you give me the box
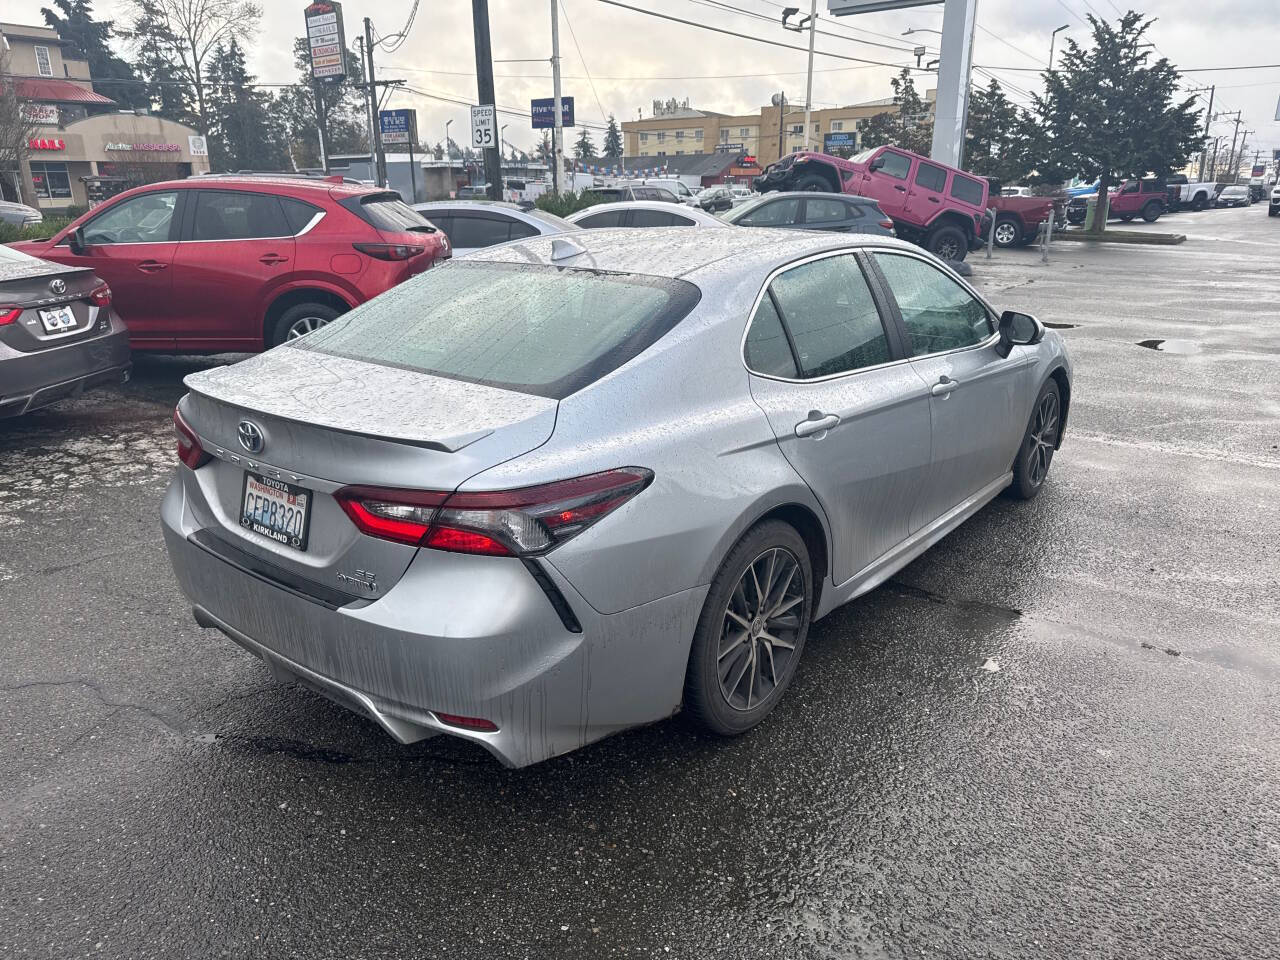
[0,217,72,245]
[534,190,603,218]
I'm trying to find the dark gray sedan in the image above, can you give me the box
[722,191,894,235]
[0,245,131,418]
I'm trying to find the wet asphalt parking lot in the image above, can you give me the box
[2,205,1278,959]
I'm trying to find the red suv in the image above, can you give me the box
[753,145,989,261]
[13,175,449,351]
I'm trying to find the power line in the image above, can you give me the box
[682,0,923,54]
[374,0,420,53]
[975,24,1042,67]
[387,62,891,81]
[560,0,608,124]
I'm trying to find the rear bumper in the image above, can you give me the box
[0,327,131,418]
[161,475,707,767]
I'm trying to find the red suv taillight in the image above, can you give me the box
[89,283,111,307]
[174,406,211,470]
[0,306,21,326]
[334,468,653,556]
[352,242,426,261]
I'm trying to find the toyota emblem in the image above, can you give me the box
[49,278,66,295]
[237,420,265,454]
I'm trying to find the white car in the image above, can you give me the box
[412,200,577,256]
[621,178,697,202]
[566,200,730,229]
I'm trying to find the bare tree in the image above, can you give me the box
[0,49,40,206]
[124,0,261,135]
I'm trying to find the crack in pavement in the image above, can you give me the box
[0,678,186,738]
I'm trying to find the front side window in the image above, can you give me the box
[29,161,71,200]
[82,190,177,244]
[768,255,891,378]
[915,162,947,193]
[294,262,701,400]
[876,149,912,180]
[738,197,800,227]
[631,210,694,227]
[949,174,984,206]
[192,191,289,240]
[35,45,53,76]
[873,253,992,356]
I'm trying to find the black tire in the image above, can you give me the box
[1119,213,1135,222]
[1191,194,1206,211]
[684,520,814,736]
[992,216,1022,248]
[791,173,834,192]
[926,223,968,262]
[1270,207,1279,217]
[1007,379,1062,501]
[269,302,342,347]
[1141,201,1162,223]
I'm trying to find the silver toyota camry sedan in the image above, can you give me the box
[161,228,1071,767]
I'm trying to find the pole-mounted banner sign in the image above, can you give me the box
[305,1,347,82]
[380,109,416,146]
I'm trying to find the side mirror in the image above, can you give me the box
[869,155,885,172]
[995,310,1044,358]
[68,226,87,255]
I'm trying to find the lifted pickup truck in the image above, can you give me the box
[754,146,988,261]
[983,180,1059,247]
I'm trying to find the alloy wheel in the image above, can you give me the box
[936,237,961,260]
[994,222,1018,246]
[717,547,805,712]
[286,315,330,340]
[1025,391,1060,486]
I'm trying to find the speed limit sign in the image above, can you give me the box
[471,104,497,149]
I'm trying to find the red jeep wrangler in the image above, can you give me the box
[753,145,989,261]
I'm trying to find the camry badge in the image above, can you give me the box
[237,420,265,454]
[49,278,66,295]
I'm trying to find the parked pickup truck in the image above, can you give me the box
[983,179,1059,247]
[1066,178,1167,225]
[753,146,988,261]
[1165,176,1218,211]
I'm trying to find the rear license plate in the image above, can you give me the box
[38,305,77,334]
[240,472,312,551]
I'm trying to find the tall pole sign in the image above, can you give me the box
[305,2,347,174]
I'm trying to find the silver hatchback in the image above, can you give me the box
[161,229,1071,767]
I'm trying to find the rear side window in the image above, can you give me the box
[449,214,516,248]
[280,196,322,234]
[345,193,434,233]
[744,295,798,378]
[294,262,702,399]
[630,209,694,227]
[877,150,912,180]
[417,212,453,237]
[802,197,851,224]
[949,174,984,206]
[768,255,891,378]
[575,210,626,229]
[507,219,539,240]
[915,162,947,193]
[191,191,289,241]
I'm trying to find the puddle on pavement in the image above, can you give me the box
[1043,322,1077,329]
[1136,338,1201,355]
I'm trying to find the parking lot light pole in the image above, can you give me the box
[1048,24,1069,69]
[802,0,817,151]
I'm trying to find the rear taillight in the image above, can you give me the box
[352,242,426,261]
[0,306,20,326]
[174,406,211,470]
[89,283,111,307]
[879,219,894,230]
[334,468,653,556]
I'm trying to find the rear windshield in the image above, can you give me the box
[293,261,701,399]
[345,193,435,234]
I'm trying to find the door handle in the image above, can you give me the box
[894,185,907,192]
[930,376,960,397]
[258,254,289,265]
[795,413,840,438]
[137,260,168,272]
[928,196,941,203]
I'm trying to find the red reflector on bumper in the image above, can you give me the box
[434,712,499,733]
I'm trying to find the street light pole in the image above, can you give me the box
[802,0,817,152]
[445,118,453,195]
[551,0,565,195]
[1048,24,1069,69]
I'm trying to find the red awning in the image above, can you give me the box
[15,76,116,105]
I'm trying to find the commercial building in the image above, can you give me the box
[621,91,936,168]
[1,21,210,211]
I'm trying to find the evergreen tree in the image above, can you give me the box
[432,141,444,161]
[603,114,623,158]
[129,0,192,123]
[964,79,1027,184]
[574,127,597,160]
[857,69,932,155]
[204,39,286,171]
[41,0,148,109]
[1028,11,1201,232]
[536,131,553,164]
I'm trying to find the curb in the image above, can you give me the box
[1058,230,1186,245]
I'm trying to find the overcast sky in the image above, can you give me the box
[10,0,1280,160]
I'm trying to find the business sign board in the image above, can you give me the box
[471,104,497,149]
[188,135,208,157]
[380,109,417,146]
[531,97,575,129]
[1252,163,1267,178]
[304,2,348,82]
[823,131,857,151]
[715,142,745,153]
[23,103,59,125]
[828,0,941,13]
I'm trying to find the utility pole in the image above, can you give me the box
[802,0,817,152]
[357,36,376,175]
[1208,136,1222,181]
[364,17,386,187]
[1197,84,1215,181]
[551,0,564,194]
[472,0,503,201]
[1224,111,1244,182]
[775,91,786,164]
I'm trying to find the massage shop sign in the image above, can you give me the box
[104,142,182,153]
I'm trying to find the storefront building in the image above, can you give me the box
[1,21,210,210]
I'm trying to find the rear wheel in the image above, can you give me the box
[992,216,1022,248]
[926,223,968,262]
[1141,201,1162,223]
[269,302,341,347]
[791,173,834,192]
[1007,379,1061,501]
[684,521,813,736]
[1191,194,1207,211]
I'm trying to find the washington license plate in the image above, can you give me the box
[39,305,77,333]
[240,472,312,551]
